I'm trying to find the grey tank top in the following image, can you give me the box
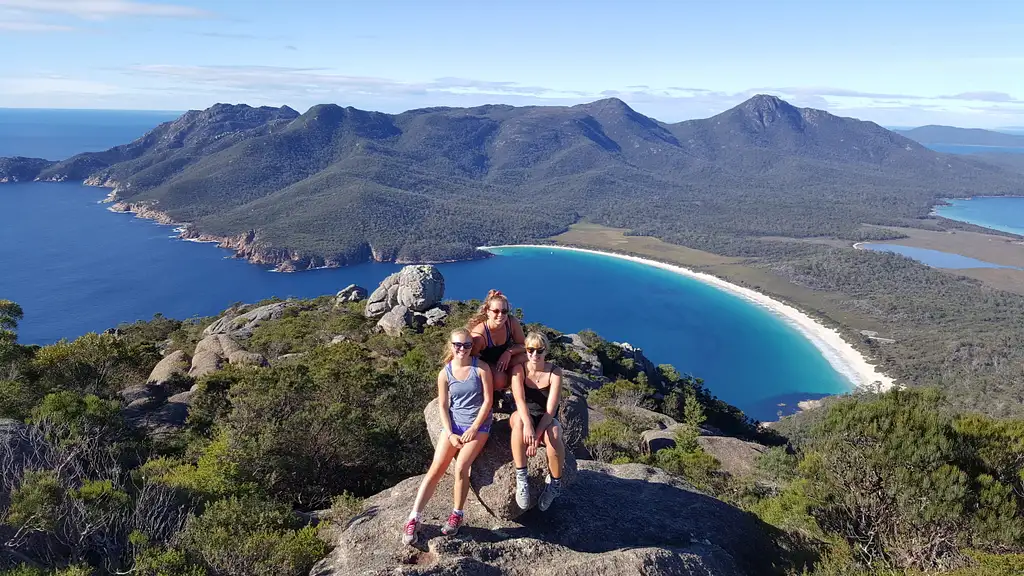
[446,358,489,427]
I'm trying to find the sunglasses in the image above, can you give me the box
[489,308,509,315]
[526,347,546,354]
[451,341,473,350]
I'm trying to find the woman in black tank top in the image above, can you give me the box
[468,289,526,393]
[508,331,566,512]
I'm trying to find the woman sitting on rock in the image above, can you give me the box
[509,331,566,511]
[403,327,494,545]
[469,289,526,393]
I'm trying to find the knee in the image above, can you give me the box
[454,461,472,479]
[494,371,508,390]
[545,425,563,446]
[510,412,522,429]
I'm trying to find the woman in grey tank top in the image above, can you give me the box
[403,327,494,545]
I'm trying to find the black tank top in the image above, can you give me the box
[524,364,553,415]
[480,320,513,365]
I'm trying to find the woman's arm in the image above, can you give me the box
[508,316,527,353]
[534,366,562,437]
[437,369,460,447]
[461,363,495,443]
[469,324,486,357]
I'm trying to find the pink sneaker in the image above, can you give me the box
[441,512,464,536]
[402,517,419,545]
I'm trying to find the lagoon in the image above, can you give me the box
[859,243,1023,270]
[0,182,851,420]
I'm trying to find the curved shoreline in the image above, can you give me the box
[482,243,896,394]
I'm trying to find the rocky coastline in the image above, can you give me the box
[106,196,491,272]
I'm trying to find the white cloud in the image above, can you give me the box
[0,20,75,31]
[0,76,123,95]
[0,0,211,20]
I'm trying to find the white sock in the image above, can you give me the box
[409,511,421,522]
[453,509,464,517]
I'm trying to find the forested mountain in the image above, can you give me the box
[2,96,1022,268]
[897,124,1024,147]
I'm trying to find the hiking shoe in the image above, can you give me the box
[538,478,561,511]
[441,512,464,536]
[515,476,530,509]
[401,518,419,546]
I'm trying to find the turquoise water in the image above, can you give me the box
[0,182,851,421]
[860,243,1023,270]
[934,197,1024,236]
[0,108,180,160]
[925,144,1024,155]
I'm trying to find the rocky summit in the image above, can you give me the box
[312,460,786,576]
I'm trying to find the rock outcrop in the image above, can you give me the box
[364,265,449,334]
[614,341,658,380]
[203,300,294,338]
[376,305,411,337]
[695,436,769,478]
[558,333,604,377]
[336,284,367,304]
[311,460,785,576]
[189,333,267,378]
[146,350,190,385]
[365,265,445,318]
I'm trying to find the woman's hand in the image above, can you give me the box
[523,424,536,456]
[497,350,512,371]
[460,425,478,444]
[448,433,464,448]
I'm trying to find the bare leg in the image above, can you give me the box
[544,424,565,479]
[452,433,489,510]
[411,430,459,515]
[510,412,527,468]
[492,368,508,392]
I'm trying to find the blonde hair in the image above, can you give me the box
[441,327,472,365]
[524,331,549,350]
[468,289,511,330]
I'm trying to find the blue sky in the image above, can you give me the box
[0,0,1022,127]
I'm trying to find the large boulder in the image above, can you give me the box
[365,265,445,318]
[227,350,268,367]
[695,436,769,478]
[422,305,449,327]
[560,391,590,459]
[424,399,577,520]
[203,300,294,338]
[336,284,367,304]
[310,460,786,576]
[147,350,190,385]
[396,265,445,312]
[188,350,222,379]
[557,334,604,378]
[376,305,411,337]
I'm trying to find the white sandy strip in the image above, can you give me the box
[481,244,896,393]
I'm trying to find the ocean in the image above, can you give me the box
[934,197,1024,236]
[0,109,854,421]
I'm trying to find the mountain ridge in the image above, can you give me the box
[896,124,1024,147]
[1,95,1021,270]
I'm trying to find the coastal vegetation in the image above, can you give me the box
[3,295,1024,575]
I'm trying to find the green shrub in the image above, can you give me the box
[586,419,639,462]
[589,378,654,408]
[179,496,326,576]
[31,332,158,396]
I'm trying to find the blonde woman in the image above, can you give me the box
[403,327,493,545]
[468,289,526,392]
[509,331,566,511]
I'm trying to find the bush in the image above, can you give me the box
[589,378,653,408]
[30,332,158,396]
[586,419,639,462]
[800,389,1024,571]
[179,496,325,576]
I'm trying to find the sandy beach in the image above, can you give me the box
[482,244,896,394]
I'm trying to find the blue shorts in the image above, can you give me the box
[450,416,491,435]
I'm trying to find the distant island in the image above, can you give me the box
[896,124,1024,147]
[2,95,1022,271]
